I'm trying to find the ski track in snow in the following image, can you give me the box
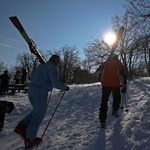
[1,78,150,150]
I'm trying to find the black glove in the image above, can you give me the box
[65,86,69,91]
[122,88,126,93]
[122,84,127,93]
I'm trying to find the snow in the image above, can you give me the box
[1,77,150,150]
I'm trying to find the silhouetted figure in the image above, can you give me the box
[0,70,10,95]
[21,69,27,84]
[14,70,21,84]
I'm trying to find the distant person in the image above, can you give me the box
[14,55,69,148]
[21,69,27,84]
[0,70,10,95]
[14,70,21,84]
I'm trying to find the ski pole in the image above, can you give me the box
[35,91,66,150]
[44,89,53,117]
[121,93,129,112]
[123,93,129,112]
[121,94,124,109]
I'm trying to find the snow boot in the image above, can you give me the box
[14,121,27,138]
[25,137,43,148]
[100,120,106,128]
[112,110,119,117]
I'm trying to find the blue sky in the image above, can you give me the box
[0,0,127,66]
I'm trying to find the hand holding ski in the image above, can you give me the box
[29,39,45,64]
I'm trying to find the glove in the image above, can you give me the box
[65,86,69,91]
[122,84,127,93]
[122,88,126,94]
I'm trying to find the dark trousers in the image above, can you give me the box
[0,85,7,95]
[99,86,121,121]
[15,79,20,84]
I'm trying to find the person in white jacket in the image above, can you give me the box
[14,55,69,148]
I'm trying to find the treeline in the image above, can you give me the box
[1,0,150,84]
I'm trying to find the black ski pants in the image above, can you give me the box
[99,86,121,122]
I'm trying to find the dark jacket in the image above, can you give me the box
[0,72,10,89]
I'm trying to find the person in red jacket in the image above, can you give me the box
[99,55,127,128]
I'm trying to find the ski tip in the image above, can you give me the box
[9,16,17,19]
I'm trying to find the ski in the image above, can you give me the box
[109,26,125,58]
[9,16,45,64]
[102,40,111,52]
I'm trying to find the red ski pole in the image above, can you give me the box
[35,91,65,150]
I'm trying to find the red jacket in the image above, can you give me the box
[100,60,127,88]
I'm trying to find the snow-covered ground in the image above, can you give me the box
[1,77,150,150]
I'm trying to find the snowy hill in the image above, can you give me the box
[0,77,150,150]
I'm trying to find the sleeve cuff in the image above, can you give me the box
[123,84,127,89]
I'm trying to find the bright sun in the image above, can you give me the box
[103,32,116,45]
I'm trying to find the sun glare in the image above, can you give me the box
[104,32,116,45]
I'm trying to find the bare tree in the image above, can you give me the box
[0,62,8,74]
[16,52,40,81]
[134,32,150,74]
[125,0,150,76]
[47,45,80,84]
[111,12,148,78]
[126,0,150,22]
[83,38,108,73]
[59,45,80,84]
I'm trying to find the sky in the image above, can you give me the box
[0,0,127,66]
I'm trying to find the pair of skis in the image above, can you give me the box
[102,26,125,58]
[9,16,45,64]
